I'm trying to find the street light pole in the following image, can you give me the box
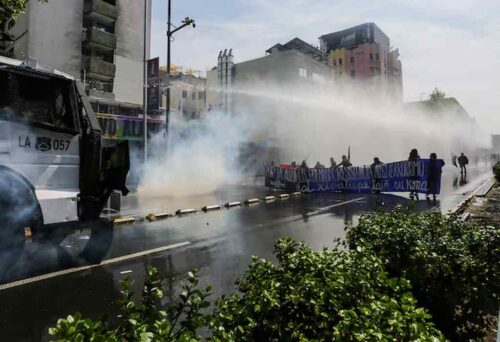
[165,0,195,138]
[166,0,171,139]
[142,0,148,163]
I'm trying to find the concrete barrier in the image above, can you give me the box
[291,192,302,196]
[175,209,196,215]
[264,195,276,201]
[279,194,290,199]
[24,227,32,238]
[244,198,260,204]
[113,216,136,225]
[225,201,241,208]
[202,205,221,212]
[146,212,172,221]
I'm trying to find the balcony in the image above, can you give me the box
[84,56,116,81]
[84,0,117,23]
[85,27,116,50]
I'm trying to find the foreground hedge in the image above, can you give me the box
[346,207,499,340]
[493,161,500,182]
[50,238,444,341]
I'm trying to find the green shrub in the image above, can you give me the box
[346,206,500,340]
[50,238,444,341]
[49,268,212,341]
[210,238,444,341]
[493,161,500,182]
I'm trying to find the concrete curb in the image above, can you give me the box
[225,201,241,208]
[448,175,495,217]
[175,208,197,216]
[104,192,305,227]
[202,205,221,212]
[146,212,173,222]
[113,216,136,225]
[475,178,496,197]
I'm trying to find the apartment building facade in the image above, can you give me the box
[320,23,403,100]
[1,0,151,105]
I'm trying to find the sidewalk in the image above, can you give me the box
[466,179,500,226]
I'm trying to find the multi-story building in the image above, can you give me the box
[206,38,332,112]
[319,23,403,100]
[1,0,151,105]
[205,38,332,172]
[159,67,207,120]
[0,0,158,185]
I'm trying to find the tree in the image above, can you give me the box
[428,87,446,102]
[0,0,47,25]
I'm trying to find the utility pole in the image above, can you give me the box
[165,0,195,138]
[143,0,148,163]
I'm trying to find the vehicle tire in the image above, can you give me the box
[79,219,113,264]
[0,170,40,280]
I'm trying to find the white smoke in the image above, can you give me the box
[138,78,488,198]
[138,110,261,197]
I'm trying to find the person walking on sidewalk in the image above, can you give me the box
[458,152,469,175]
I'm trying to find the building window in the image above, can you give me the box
[198,91,205,99]
[182,90,187,98]
[312,73,325,84]
[376,53,379,60]
[350,56,354,63]
[351,70,355,79]
[370,53,374,61]
[339,58,342,65]
[299,67,307,78]
[192,92,196,100]
[333,60,336,66]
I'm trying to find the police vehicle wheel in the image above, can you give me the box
[80,219,113,264]
[0,170,41,273]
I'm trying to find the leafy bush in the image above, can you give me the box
[493,161,500,182]
[210,238,444,341]
[49,268,212,341]
[50,238,444,341]
[346,206,500,340]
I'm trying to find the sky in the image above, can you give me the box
[150,0,500,135]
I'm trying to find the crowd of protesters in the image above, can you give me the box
[278,148,458,200]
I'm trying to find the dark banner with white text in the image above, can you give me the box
[264,159,444,194]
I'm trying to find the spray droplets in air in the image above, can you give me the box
[138,79,487,198]
[138,110,261,198]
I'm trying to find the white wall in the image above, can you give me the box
[114,55,143,104]
[114,0,151,105]
[27,0,83,77]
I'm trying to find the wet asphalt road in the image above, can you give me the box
[0,167,492,341]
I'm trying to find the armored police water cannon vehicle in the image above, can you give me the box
[0,56,129,260]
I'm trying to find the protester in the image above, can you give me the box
[408,149,420,200]
[314,161,325,169]
[290,161,297,169]
[300,160,308,168]
[370,157,383,193]
[458,153,469,175]
[336,155,352,168]
[330,157,337,168]
[426,153,445,201]
[452,154,458,167]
